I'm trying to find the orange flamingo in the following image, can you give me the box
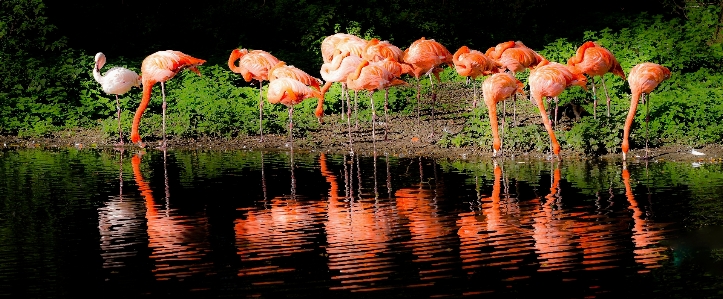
[268,61,324,122]
[320,55,365,144]
[93,52,141,145]
[402,37,453,127]
[453,46,501,108]
[321,33,366,64]
[228,49,281,141]
[528,61,587,158]
[130,50,205,148]
[363,38,405,138]
[622,63,671,160]
[346,60,406,142]
[485,41,545,122]
[266,77,323,143]
[482,73,525,157]
[319,33,366,123]
[567,41,626,118]
[485,41,545,74]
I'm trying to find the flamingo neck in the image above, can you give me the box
[131,80,156,144]
[92,64,103,84]
[228,51,244,73]
[622,90,641,155]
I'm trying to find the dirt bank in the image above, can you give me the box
[2,82,722,163]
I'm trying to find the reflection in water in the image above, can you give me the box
[98,149,147,270]
[532,164,576,271]
[322,153,398,292]
[395,158,458,284]
[457,162,535,274]
[623,163,667,272]
[3,150,702,297]
[233,149,323,278]
[132,151,213,280]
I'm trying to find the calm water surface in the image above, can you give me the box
[2,148,723,298]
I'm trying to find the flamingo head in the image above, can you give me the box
[94,52,106,71]
[661,65,672,80]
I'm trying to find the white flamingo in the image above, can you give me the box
[93,52,141,145]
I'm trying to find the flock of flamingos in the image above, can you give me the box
[92,33,671,160]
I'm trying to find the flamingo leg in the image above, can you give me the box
[354,90,359,130]
[259,81,264,142]
[416,78,421,128]
[384,89,389,141]
[472,79,477,109]
[554,96,559,130]
[161,81,167,149]
[601,76,611,117]
[430,77,436,122]
[644,93,650,159]
[116,94,123,145]
[502,99,505,153]
[370,91,376,143]
[591,78,598,120]
[512,93,516,126]
[341,84,346,121]
[288,106,294,144]
[346,85,353,148]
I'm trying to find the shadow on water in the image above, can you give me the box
[2,148,723,297]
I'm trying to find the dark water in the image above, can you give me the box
[2,148,723,298]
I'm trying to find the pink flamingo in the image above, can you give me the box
[130,50,205,148]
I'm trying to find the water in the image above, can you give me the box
[1,148,723,298]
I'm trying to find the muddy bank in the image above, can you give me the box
[2,117,721,164]
[1,83,722,163]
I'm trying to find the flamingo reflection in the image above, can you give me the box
[321,153,397,292]
[457,162,535,271]
[233,150,322,277]
[395,158,457,283]
[531,164,578,271]
[622,163,667,272]
[98,149,147,269]
[132,151,212,280]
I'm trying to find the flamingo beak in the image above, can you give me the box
[190,66,202,76]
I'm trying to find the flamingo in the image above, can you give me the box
[268,61,324,122]
[228,49,281,141]
[93,52,141,145]
[452,46,500,108]
[362,38,405,138]
[485,41,545,74]
[346,60,406,143]
[321,33,366,64]
[622,63,671,160]
[528,61,587,158]
[482,73,525,157]
[401,37,453,127]
[266,77,323,143]
[319,33,366,123]
[130,50,205,149]
[320,55,364,144]
[485,41,546,123]
[567,41,626,118]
